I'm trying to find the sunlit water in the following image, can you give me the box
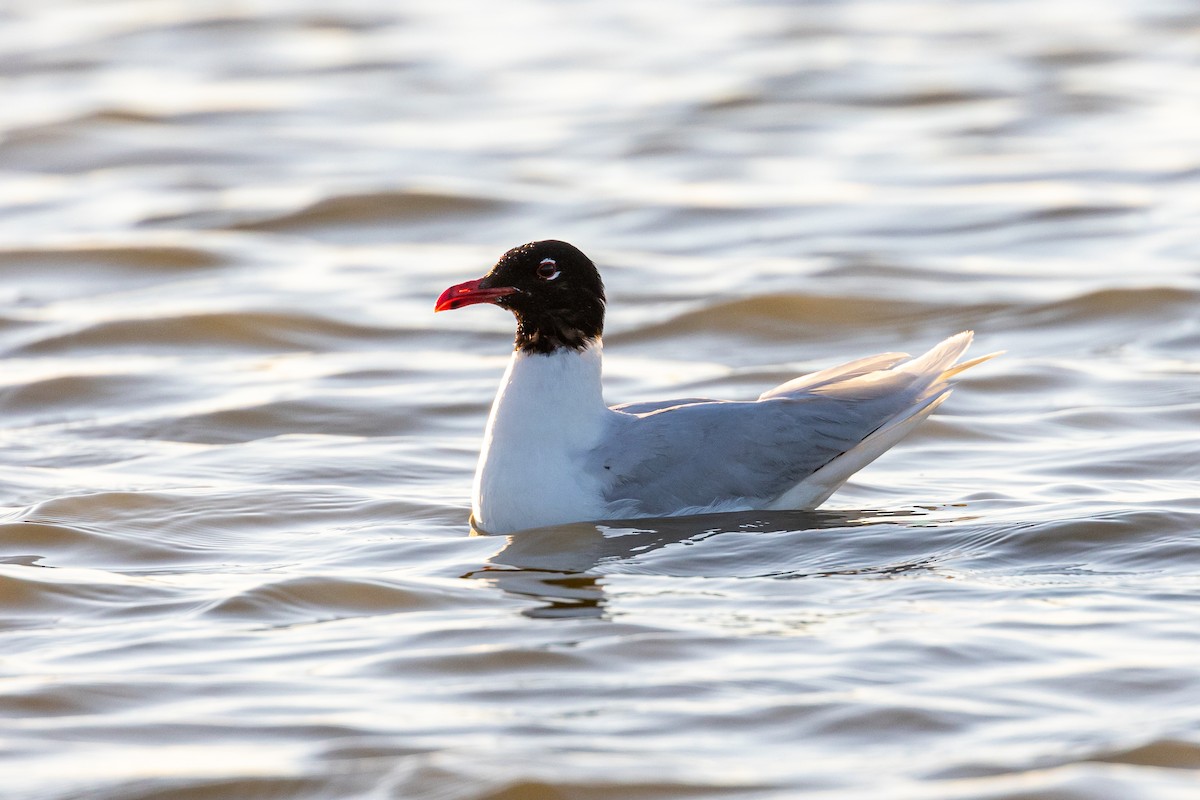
[2,1,1199,798]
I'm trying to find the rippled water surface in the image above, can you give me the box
[3,1,1200,798]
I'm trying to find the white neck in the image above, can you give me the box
[472,341,611,533]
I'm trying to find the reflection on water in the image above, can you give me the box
[469,509,941,619]
[3,0,1200,798]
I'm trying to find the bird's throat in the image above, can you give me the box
[513,305,604,355]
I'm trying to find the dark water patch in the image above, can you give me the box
[863,202,1141,240]
[203,575,476,623]
[1021,666,1200,738]
[60,776,349,800]
[808,257,994,284]
[1046,437,1200,481]
[0,566,185,622]
[845,89,1004,109]
[976,511,1200,572]
[696,90,763,113]
[86,109,169,126]
[148,13,290,37]
[0,521,186,570]
[0,243,229,310]
[0,120,252,174]
[611,294,1000,346]
[0,314,39,340]
[1092,739,1200,769]
[1035,286,1200,324]
[15,311,400,355]
[381,640,599,679]
[802,702,978,743]
[1031,48,1126,67]
[299,58,419,77]
[1034,403,1200,434]
[0,373,180,422]
[0,51,104,77]
[0,677,202,719]
[983,286,1200,354]
[228,191,509,233]
[1024,203,1140,222]
[101,397,420,444]
[474,777,770,800]
[0,244,223,273]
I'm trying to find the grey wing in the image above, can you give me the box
[592,332,992,517]
[593,396,882,517]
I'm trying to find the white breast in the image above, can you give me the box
[472,343,613,534]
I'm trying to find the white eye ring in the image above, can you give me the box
[537,258,561,281]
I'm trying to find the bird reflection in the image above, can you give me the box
[462,509,925,619]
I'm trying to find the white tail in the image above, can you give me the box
[766,331,999,510]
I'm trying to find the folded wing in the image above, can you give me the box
[595,331,994,518]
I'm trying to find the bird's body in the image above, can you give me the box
[437,241,993,535]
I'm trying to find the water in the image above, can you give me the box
[2,1,1199,798]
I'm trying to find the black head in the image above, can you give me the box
[435,240,606,355]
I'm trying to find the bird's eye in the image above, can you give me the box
[536,258,561,281]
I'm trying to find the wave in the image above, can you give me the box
[611,294,1000,345]
[0,244,224,274]
[13,310,398,355]
[610,285,1200,349]
[228,190,508,233]
[202,575,474,622]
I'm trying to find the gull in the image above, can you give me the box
[436,240,994,534]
